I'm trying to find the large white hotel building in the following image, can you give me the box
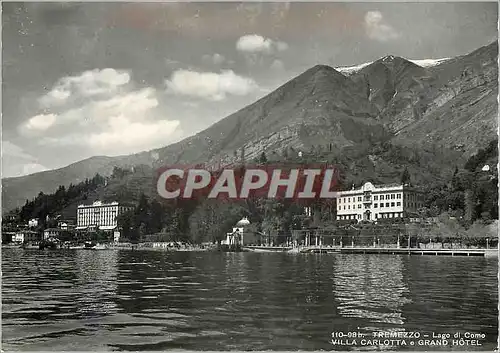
[336,182,424,222]
[76,201,134,231]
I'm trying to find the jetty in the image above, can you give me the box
[244,245,498,257]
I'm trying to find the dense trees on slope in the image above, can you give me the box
[16,173,107,226]
[420,139,498,224]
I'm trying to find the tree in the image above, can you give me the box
[451,166,462,191]
[282,148,289,160]
[134,193,151,236]
[240,146,246,164]
[401,167,411,185]
[150,200,166,233]
[258,151,268,164]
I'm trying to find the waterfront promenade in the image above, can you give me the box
[244,245,499,257]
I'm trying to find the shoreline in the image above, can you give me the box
[4,243,497,257]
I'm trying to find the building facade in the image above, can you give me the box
[13,231,40,243]
[336,182,424,222]
[76,201,133,231]
[223,217,258,246]
[43,228,62,240]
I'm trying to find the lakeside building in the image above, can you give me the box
[57,220,75,230]
[223,217,258,246]
[43,228,62,240]
[336,182,424,222]
[76,201,133,232]
[13,231,40,243]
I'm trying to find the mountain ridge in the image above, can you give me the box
[2,41,497,212]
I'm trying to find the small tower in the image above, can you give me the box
[233,217,251,246]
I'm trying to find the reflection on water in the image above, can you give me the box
[75,250,119,318]
[2,249,497,351]
[333,255,411,330]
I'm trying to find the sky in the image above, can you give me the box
[2,2,498,178]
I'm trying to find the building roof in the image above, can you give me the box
[338,181,423,195]
[78,201,120,208]
[236,217,250,226]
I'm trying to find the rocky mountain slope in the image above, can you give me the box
[2,42,497,212]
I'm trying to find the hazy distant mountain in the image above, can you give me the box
[2,42,497,212]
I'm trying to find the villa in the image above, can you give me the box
[336,182,424,222]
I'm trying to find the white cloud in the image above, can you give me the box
[202,53,226,65]
[364,11,400,42]
[236,35,288,54]
[88,116,181,152]
[39,116,183,156]
[165,69,258,101]
[237,34,273,53]
[93,87,158,115]
[19,113,57,135]
[38,68,131,107]
[19,68,182,157]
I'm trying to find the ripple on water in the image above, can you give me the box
[1,249,498,351]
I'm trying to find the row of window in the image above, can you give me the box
[338,192,424,203]
[339,202,402,211]
[338,201,424,211]
[338,193,403,203]
[77,215,118,226]
[337,212,404,220]
[78,207,132,215]
[78,210,118,214]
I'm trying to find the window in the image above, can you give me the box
[386,202,390,207]
[358,197,362,202]
[397,202,401,206]
[391,194,395,199]
[374,195,378,200]
[374,203,378,208]
[339,198,341,203]
[391,202,395,207]
[380,195,384,200]
[339,206,342,211]
[397,194,401,199]
[358,204,361,209]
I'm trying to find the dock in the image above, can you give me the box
[244,245,498,257]
[244,246,293,252]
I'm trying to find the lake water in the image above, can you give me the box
[2,249,498,351]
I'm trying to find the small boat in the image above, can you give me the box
[84,241,107,250]
[69,245,86,250]
[92,244,107,250]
